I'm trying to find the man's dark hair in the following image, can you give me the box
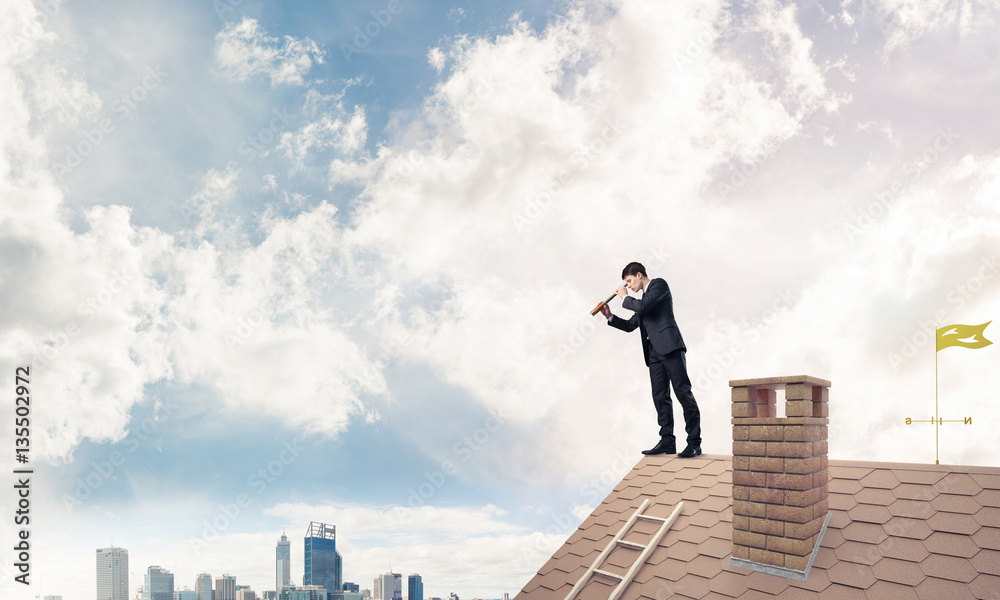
[621,262,646,280]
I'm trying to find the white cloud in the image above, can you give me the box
[858,119,899,146]
[751,0,850,116]
[427,46,446,72]
[214,17,325,86]
[330,0,851,483]
[0,5,383,467]
[278,105,368,169]
[872,0,1000,53]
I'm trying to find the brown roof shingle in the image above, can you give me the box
[515,455,1000,600]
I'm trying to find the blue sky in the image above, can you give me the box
[2,0,1000,598]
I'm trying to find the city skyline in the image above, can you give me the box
[88,541,456,600]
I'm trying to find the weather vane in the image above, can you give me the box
[905,321,992,464]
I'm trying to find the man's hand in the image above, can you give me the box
[600,304,611,318]
[615,285,628,299]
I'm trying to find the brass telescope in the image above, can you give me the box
[590,291,617,316]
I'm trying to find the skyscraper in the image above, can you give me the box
[374,573,401,600]
[406,575,422,600]
[215,575,237,600]
[195,574,212,600]
[303,522,342,594]
[144,566,175,600]
[96,547,129,600]
[276,532,291,594]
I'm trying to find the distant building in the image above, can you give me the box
[342,583,359,593]
[195,574,213,600]
[277,532,291,594]
[406,575,422,600]
[215,575,237,600]
[236,590,256,600]
[144,566,175,600]
[96,547,129,600]
[284,585,328,600]
[373,573,400,600]
[43,596,63,600]
[304,522,342,595]
[174,590,198,600]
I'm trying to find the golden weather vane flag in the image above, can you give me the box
[936,321,994,351]
[911,321,994,464]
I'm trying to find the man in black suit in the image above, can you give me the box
[600,262,702,457]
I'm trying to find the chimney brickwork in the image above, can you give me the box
[730,375,831,574]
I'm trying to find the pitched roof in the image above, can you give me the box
[515,455,1000,599]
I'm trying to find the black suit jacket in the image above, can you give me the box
[607,278,687,366]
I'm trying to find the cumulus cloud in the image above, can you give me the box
[214,17,325,86]
[0,5,381,466]
[329,0,852,482]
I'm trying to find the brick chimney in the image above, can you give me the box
[729,375,831,579]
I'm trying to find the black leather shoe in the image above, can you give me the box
[677,444,702,458]
[641,441,676,455]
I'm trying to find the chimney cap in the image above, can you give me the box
[729,375,831,388]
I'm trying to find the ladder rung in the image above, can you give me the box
[636,514,667,522]
[592,569,624,580]
[616,540,645,550]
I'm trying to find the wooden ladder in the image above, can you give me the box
[563,499,685,600]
